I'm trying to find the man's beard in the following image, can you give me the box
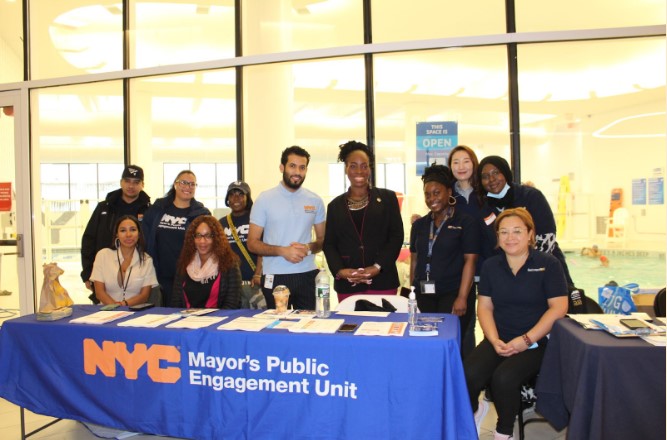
[283,171,304,190]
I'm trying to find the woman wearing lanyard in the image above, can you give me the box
[410,163,480,337]
[90,215,158,306]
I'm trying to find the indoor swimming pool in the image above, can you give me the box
[565,250,666,302]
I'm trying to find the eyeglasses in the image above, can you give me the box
[480,169,501,181]
[498,228,527,238]
[194,233,214,241]
[177,180,197,188]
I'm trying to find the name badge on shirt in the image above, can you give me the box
[264,274,274,290]
[420,280,436,294]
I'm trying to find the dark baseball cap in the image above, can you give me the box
[122,165,144,181]
[227,181,250,195]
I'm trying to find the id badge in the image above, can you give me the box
[264,274,274,290]
[420,280,436,294]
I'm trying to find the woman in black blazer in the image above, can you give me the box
[323,141,404,302]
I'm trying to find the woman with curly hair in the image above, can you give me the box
[323,140,404,302]
[410,163,480,335]
[172,215,242,309]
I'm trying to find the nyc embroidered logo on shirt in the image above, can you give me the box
[527,267,546,272]
[448,225,462,230]
[304,205,316,214]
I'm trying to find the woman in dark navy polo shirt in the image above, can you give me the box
[409,163,480,341]
[463,208,568,440]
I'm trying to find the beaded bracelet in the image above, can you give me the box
[522,334,533,347]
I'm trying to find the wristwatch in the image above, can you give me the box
[373,263,382,272]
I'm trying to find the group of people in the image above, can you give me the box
[80,143,574,440]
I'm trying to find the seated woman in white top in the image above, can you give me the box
[90,215,158,306]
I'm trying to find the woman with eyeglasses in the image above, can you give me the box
[172,215,241,309]
[143,170,211,306]
[90,215,158,306]
[464,208,568,440]
[477,156,573,287]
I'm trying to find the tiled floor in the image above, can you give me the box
[1,396,565,439]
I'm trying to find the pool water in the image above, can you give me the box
[565,251,666,303]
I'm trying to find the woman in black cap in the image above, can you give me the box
[219,181,265,309]
[477,155,573,286]
[409,163,480,338]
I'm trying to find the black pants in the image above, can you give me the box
[416,284,476,353]
[260,270,318,310]
[463,338,546,435]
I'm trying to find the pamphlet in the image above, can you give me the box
[117,314,182,328]
[70,311,134,325]
[179,308,217,316]
[354,321,407,336]
[166,316,227,329]
[288,318,345,334]
[218,317,272,332]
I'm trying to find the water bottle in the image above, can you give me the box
[408,286,418,326]
[315,269,331,318]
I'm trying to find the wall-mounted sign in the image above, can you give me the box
[416,122,458,176]
[648,177,664,205]
[0,183,11,212]
[632,178,646,205]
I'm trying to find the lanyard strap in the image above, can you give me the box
[425,207,453,279]
[226,214,256,271]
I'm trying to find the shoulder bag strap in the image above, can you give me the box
[226,214,256,271]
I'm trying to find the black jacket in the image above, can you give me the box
[323,187,404,294]
[80,189,151,283]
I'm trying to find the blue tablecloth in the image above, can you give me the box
[0,306,476,440]
[536,318,666,440]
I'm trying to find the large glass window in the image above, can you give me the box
[30,1,123,79]
[129,1,235,69]
[243,57,366,203]
[372,0,506,43]
[0,0,23,84]
[517,37,666,295]
[130,70,238,211]
[242,0,362,56]
[373,47,510,223]
[32,81,124,303]
[516,0,666,32]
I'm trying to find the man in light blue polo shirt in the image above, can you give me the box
[248,146,326,310]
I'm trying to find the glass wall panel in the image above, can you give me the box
[243,57,366,205]
[373,47,510,226]
[31,81,124,304]
[516,0,666,32]
[129,0,235,69]
[0,0,23,84]
[372,0,505,43]
[130,70,237,213]
[242,0,362,56]
[517,37,666,295]
[30,1,123,79]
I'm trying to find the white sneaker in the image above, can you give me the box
[493,431,513,440]
[474,399,489,434]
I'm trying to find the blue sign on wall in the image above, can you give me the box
[648,177,664,205]
[632,178,647,205]
[416,122,458,176]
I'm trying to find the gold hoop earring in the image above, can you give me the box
[449,196,457,205]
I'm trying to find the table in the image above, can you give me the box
[0,306,476,440]
[535,318,666,440]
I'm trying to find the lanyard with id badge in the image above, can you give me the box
[420,208,452,294]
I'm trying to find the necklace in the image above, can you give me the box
[347,194,369,211]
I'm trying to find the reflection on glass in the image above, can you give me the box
[372,0,505,42]
[516,0,666,32]
[0,1,23,84]
[129,1,235,68]
[30,1,123,79]
[242,0,362,56]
